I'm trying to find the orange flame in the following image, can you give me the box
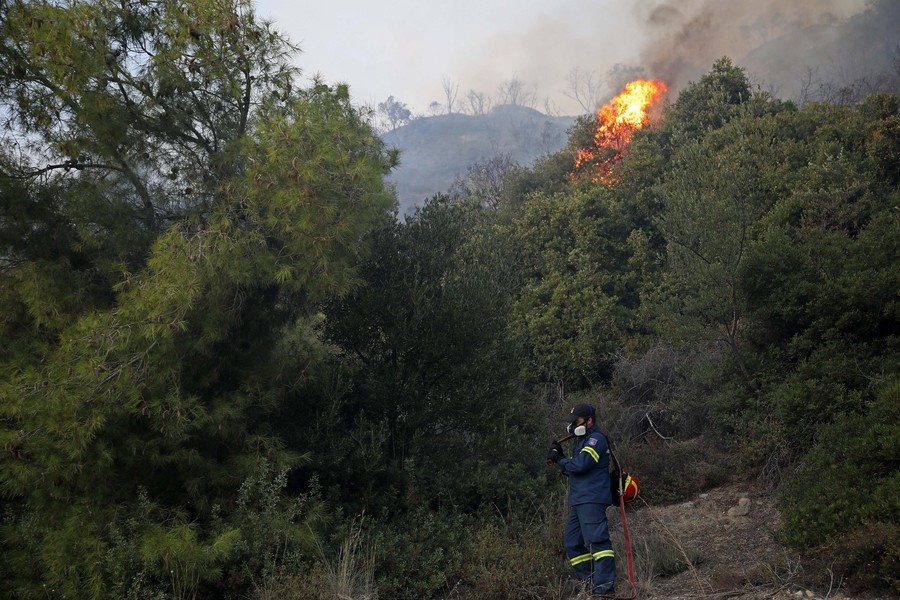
[574,78,668,183]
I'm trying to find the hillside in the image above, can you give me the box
[608,482,898,600]
[3,5,897,594]
[382,105,575,215]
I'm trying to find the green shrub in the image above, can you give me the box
[622,438,731,504]
[216,460,321,598]
[406,453,551,519]
[776,379,899,589]
[369,508,470,600]
[459,521,564,600]
[103,501,167,600]
[829,522,900,594]
[777,379,899,548]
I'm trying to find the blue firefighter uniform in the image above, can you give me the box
[556,423,615,595]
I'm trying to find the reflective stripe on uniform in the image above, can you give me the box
[581,446,600,462]
[570,552,593,566]
[593,549,615,560]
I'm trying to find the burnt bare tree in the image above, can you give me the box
[542,97,562,117]
[497,76,537,108]
[448,154,520,209]
[441,76,459,114]
[564,67,604,114]
[606,344,723,444]
[465,89,492,115]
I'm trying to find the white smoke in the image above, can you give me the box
[449,0,898,114]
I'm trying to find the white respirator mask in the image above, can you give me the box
[567,423,587,437]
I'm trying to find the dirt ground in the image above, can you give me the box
[602,482,898,600]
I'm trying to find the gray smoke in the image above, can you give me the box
[445,0,898,116]
[636,0,900,101]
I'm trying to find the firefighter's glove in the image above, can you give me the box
[547,447,563,464]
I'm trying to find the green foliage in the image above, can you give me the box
[0,0,395,595]
[370,508,470,600]
[220,460,322,597]
[407,452,550,519]
[663,57,752,138]
[506,60,898,578]
[2,43,899,598]
[776,379,900,549]
[655,98,797,382]
[0,0,299,233]
[316,194,544,517]
[102,498,168,600]
[140,523,240,600]
[828,522,900,594]
[774,379,900,590]
[511,186,644,386]
[459,521,563,600]
[623,439,730,504]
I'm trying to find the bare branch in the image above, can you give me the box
[441,76,459,114]
[563,68,603,114]
[9,161,128,179]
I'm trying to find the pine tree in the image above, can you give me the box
[0,0,396,596]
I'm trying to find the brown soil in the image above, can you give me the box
[603,482,898,600]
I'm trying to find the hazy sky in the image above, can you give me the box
[253,0,651,115]
[253,0,876,116]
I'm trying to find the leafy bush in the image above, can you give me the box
[459,521,565,600]
[407,452,551,518]
[369,508,471,600]
[776,379,899,589]
[217,460,321,598]
[622,438,731,504]
[102,495,167,600]
[829,522,900,594]
[777,379,899,548]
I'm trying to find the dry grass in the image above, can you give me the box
[610,508,706,598]
[319,517,376,600]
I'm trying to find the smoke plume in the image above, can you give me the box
[447,0,898,116]
[635,0,900,101]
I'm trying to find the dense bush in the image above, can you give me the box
[369,508,471,600]
[459,521,565,600]
[830,522,900,594]
[621,439,731,505]
[776,379,900,549]
[217,462,321,598]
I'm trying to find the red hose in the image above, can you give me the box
[592,495,639,600]
[618,494,639,599]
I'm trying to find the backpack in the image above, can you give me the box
[607,438,640,505]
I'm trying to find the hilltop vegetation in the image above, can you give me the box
[0,0,898,598]
[382,104,574,215]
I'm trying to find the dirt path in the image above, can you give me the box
[605,482,898,600]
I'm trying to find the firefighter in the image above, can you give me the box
[547,403,616,597]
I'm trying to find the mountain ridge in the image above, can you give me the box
[382,104,577,215]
